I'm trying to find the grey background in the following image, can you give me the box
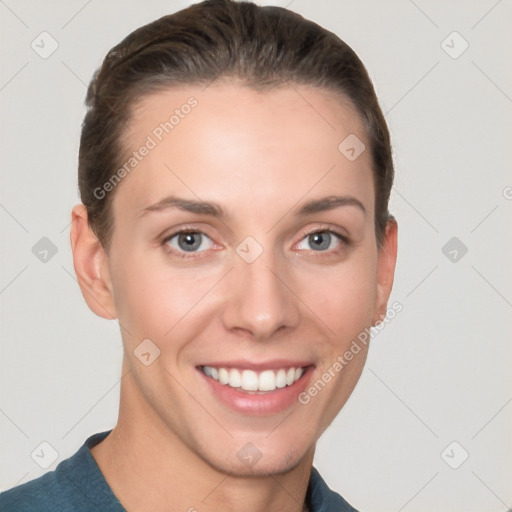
[1,1,511,510]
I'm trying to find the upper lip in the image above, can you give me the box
[197,359,314,371]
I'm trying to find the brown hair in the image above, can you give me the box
[79,0,394,252]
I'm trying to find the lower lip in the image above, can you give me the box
[198,367,314,415]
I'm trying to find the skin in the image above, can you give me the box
[70,81,397,512]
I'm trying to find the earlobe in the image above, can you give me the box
[70,204,117,320]
[372,218,398,326]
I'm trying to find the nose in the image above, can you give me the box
[220,250,301,340]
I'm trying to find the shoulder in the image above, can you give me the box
[0,467,76,512]
[0,431,120,512]
[308,466,360,512]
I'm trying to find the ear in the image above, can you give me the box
[372,218,398,326]
[70,204,117,320]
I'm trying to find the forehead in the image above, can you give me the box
[113,81,374,222]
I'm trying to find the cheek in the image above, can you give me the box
[111,263,163,337]
[110,253,222,344]
[298,253,378,340]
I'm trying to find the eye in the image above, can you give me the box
[296,230,346,252]
[163,230,215,254]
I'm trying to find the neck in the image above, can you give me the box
[91,364,314,512]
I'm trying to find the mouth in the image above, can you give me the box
[200,365,306,392]
[197,362,314,415]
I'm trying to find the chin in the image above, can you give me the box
[202,440,310,477]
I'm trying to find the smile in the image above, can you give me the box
[200,365,305,392]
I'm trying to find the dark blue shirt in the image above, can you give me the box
[0,431,359,511]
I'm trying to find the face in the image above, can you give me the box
[79,81,396,476]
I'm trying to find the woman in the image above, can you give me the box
[0,0,397,510]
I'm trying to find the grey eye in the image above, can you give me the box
[166,232,214,253]
[296,231,343,252]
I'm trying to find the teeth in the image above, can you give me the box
[241,370,259,391]
[229,368,242,388]
[201,365,306,392]
[275,369,287,388]
[259,370,275,391]
[218,368,229,385]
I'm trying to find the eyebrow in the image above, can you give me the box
[140,194,366,218]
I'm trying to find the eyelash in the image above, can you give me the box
[161,226,350,260]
